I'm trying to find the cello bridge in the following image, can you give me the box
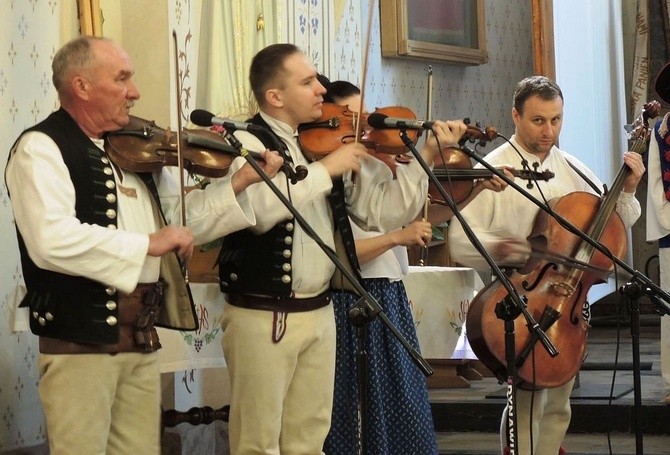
[549,281,575,297]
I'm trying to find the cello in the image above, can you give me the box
[466,100,660,390]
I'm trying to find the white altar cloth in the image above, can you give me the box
[403,266,483,360]
[158,267,485,372]
[158,283,228,373]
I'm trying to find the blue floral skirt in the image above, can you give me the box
[323,278,438,455]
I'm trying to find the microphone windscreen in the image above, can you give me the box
[190,109,215,127]
[366,113,388,129]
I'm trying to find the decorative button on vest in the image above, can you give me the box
[282,263,291,272]
[283,249,291,258]
[106,180,115,189]
[106,316,118,326]
[106,209,117,219]
[281,275,291,284]
[104,166,113,176]
[106,301,117,310]
[106,193,117,203]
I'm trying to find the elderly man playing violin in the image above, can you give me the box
[5,35,283,455]
[216,42,468,455]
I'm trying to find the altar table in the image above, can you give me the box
[158,266,485,386]
[403,266,485,387]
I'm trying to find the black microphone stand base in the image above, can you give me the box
[497,295,523,455]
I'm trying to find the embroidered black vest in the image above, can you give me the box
[8,109,122,344]
[218,115,296,297]
[217,114,362,297]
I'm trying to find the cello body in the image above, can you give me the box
[466,192,627,390]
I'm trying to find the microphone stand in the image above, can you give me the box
[224,131,433,455]
[619,281,645,454]
[398,129,558,454]
[455,135,670,455]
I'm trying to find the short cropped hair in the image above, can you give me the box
[52,35,110,95]
[249,43,301,107]
[512,76,563,115]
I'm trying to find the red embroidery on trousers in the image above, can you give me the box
[272,311,288,343]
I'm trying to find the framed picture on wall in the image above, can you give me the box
[380,0,487,65]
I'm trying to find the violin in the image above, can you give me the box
[105,116,238,177]
[105,115,306,183]
[427,123,554,204]
[297,103,421,157]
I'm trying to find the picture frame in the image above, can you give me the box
[380,0,487,65]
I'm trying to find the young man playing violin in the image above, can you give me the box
[216,43,468,454]
[448,75,645,455]
[5,36,284,455]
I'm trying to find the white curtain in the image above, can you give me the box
[553,0,627,182]
[552,0,631,302]
[196,0,282,120]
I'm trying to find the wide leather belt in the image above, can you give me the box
[39,282,164,355]
[227,292,331,313]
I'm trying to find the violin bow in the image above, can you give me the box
[353,0,376,143]
[419,65,433,266]
[172,29,189,282]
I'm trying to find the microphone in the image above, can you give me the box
[190,109,309,185]
[190,109,267,133]
[367,113,435,130]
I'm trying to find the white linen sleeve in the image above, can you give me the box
[6,132,148,294]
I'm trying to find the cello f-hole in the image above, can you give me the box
[522,262,558,291]
[569,285,584,325]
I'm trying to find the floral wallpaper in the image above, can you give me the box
[0,1,62,450]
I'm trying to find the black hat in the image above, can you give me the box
[655,61,670,105]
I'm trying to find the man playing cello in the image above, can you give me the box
[448,76,645,455]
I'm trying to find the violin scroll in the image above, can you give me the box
[625,100,661,144]
[459,120,499,148]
